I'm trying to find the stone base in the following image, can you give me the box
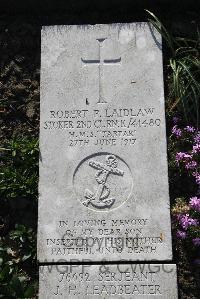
[39,263,178,298]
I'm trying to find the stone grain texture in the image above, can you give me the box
[39,263,178,298]
[38,23,172,262]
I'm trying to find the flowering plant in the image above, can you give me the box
[172,197,200,247]
[171,119,200,249]
[171,118,200,186]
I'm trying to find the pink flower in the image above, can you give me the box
[192,144,200,154]
[194,131,200,144]
[185,161,197,170]
[175,152,192,163]
[172,125,182,138]
[176,230,187,239]
[173,116,180,124]
[196,174,200,185]
[189,197,200,212]
[193,238,200,246]
[178,214,199,230]
[192,172,200,185]
[184,126,195,133]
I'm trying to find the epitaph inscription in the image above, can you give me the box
[38,23,173,262]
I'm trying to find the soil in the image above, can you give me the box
[0,3,200,298]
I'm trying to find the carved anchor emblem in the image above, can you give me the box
[83,155,124,209]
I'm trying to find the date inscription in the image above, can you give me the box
[43,107,161,147]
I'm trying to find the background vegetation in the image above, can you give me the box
[0,5,199,299]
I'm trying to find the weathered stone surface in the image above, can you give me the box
[38,23,172,262]
[39,263,178,298]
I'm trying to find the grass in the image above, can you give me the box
[147,10,200,127]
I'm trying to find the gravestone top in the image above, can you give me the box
[38,23,172,262]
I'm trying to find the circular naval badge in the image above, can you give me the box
[73,152,133,211]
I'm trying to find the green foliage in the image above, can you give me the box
[0,225,37,298]
[146,10,200,127]
[0,137,38,298]
[0,137,39,201]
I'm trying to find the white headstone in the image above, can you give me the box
[38,23,172,262]
[39,263,178,298]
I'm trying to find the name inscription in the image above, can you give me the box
[39,264,176,297]
[43,107,161,147]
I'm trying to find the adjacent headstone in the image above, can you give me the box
[39,264,178,298]
[38,22,178,298]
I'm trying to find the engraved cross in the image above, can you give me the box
[81,38,121,104]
